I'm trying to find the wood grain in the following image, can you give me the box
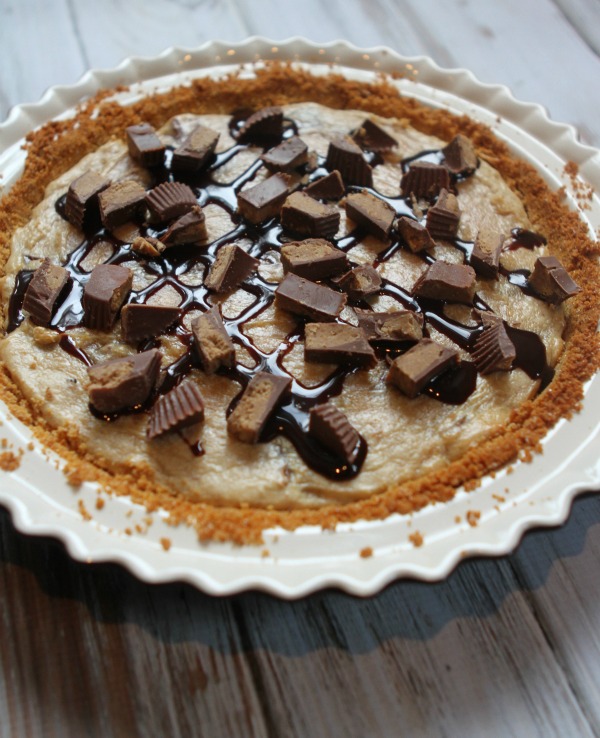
[0,1,599,736]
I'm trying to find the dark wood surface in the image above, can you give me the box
[1,1,600,736]
[2,496,600,737]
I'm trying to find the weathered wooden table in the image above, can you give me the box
[1,2,599,736]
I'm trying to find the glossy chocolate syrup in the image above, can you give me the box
[7,115,552,479]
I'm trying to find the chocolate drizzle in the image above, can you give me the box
[7,118,553,480]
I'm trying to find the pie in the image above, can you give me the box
[0,64,597,543]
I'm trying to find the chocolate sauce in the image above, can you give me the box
[7,115,554,480]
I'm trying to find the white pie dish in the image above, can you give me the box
[0,37,598,598]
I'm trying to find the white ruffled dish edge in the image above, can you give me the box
[0,37,598,598]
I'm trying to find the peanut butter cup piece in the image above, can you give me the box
[83,264,132,331]
[280,191,340,238]
[336,265,381,300]
[98,180,146,230]
[401,162,450,199]
[261,137,308,172]
[275,273,346,321]
[121,303,181,343]
[172,125,219,174]
[305,171,345,201]
[145,182,197,223]
[126,123,165,167]
[345,190,395,241]
[304,323,375,366]
[309,404,361,464]
[397,216,436,253]
[472,315,516,374]
[413,261,476,304]
[237,173,292,224]
[65,172,110,230]
[131,235,165,257]
[280,239,348,280]
[191,306,235,374]
[204,244,259,293]
[528,255,581,304]
[387,339,459,398]
[22,259,70,326]
[471,226,504,278]
[356,309,424,344]
[426,188,461,240]
[442,134,478,175]
[352,119,397,152]
[160,205,207,246]
[147,380,205,439]
[87,348,161,414]
[238,106,284,143]
[325,135,373,186]
[227,372,291,444]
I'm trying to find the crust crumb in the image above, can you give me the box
[160,537,172,551]
[360,546,373,558]
[0,450,21,471]
[78,499,91,521]
[466,510,481,527]
[409,531,424,547]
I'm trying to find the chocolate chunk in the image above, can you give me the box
[227,372,291,443]
[275,273,346,321]
[345,191,395,241]
[309,404,360,464]
[356,309,424,343]
[305,171,345,201]
[131,235,165,257]
[147,380,205,439]
[413,261,476,304]
[83,264,132,330]
[191,306,235,373]
[325,135,373,186]
[261,137,308,172]
[280,239,348,280]
[280,191,340,238]
[238,106,284,143]
[336,266,381,300]
[528,255,581,304]
[352,119,397,152]
[87,349,161,414]
[237,173,292,224]
[471,226,504,277]
[172,125,219,174]
[397,216,436,253]
[443,134,478,175]
[426,188,461,240]
[65,171,110,230]
[204,244,259,293]
[22,259,70,326]
[472,316,516,374]
[387,339,459,398]
[145,182,197,223]
[160,205,207,246]
[401,162,450,199]
[304,323,375,366]
[126,124,165,167]
[121,303,181,342]
[98,180,146,230]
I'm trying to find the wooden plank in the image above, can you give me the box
[0,508,270,738]
[0,0,86,117]
[511,494,600,729]
[553,0,600,55]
